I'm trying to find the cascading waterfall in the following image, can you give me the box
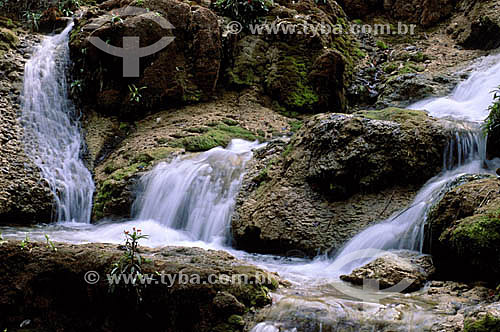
[331,52,500,271]
[410,53,500,121]
[133,139,263,243]
[20,23,95,223]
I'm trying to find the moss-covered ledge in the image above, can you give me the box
[0,240,280,332]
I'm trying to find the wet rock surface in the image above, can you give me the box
[232,108,456,256]
[252,278,499,332]
[0,240,279,332]
[340,251,435,292]
[88,90,291,221]
[426,175,500,283]
[0,25,54,224]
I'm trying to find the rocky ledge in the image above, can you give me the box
[0,240,280,332]
[426,174,500,283]
[0,22,53,224]
[231,108,463,256]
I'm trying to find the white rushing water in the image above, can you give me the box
[20,23,95,223]
[132,139,264,244]
[410,52,500,121]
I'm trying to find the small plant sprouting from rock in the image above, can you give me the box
[45,234,57,252]
[109,228,149,302]
[20,234,32,251]
[128,84,146,103]
[110,12,123,25]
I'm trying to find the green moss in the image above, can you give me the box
[289,120,303,132]
[410,52,428,63]
[352,19,363,25]
[464,314,500,332]
[110,162,148,181]
[383,62,399,74]
[449,208,500,254]
[357,107,428,123]
[0,28,19,48]
[376,40,388,50]
[173,124,261,152]
[227,315,245,326]
[353,47,366,58]
[222,118,239,126]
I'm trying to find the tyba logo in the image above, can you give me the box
[88,6,175,77]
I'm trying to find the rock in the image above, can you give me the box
[70,0,222,119]
[225,0,355,113]
[0,28,54,224]
[0,240,279,332]
[339,251,435,292]
[232,108,455,256]
[463,303,500,332]
[339,0,455,26]
[89,91,290,221]
[376,73,456,109]
[458,17,500,50]
[337,0,382,18]
[426,175,500,283]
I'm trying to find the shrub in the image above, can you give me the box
[484,86,500,137]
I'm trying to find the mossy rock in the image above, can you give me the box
[0,27,19,50]
[464,314,500,332]
[172,125,260,152]
[356,107,429,124]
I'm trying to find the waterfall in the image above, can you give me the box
[20,23,95,223]
[410,53,500,121]
[133,139,263,243]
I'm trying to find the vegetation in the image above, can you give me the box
[464,314,500,332]
[45,234,57,252]
[376,40,389,50]
[213,0,271,27]
[109,228,150,302]
[128,84,146,103]
[173,124,262,152]
[483,86,500,136]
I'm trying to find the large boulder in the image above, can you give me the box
[426,175,500,283]
[0,240,279,332]
[447,0,500,51]
[88,91,291,221]
[338,0,456,27]
[339,251,435,292]
[224,0,356,113]
[70,0,222,119]
[0,28,54,224]
[231,108,456,256]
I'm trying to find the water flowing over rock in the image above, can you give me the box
[20,23,94,223]
[133,139,263,243]
[0,25,53,224]
[232,108,461,256]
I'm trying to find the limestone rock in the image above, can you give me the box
[0,240,279,332]
[232,108,456,256]
[339,251,435,292]
[426,175,500,282]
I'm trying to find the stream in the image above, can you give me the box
[3,24,500,332]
